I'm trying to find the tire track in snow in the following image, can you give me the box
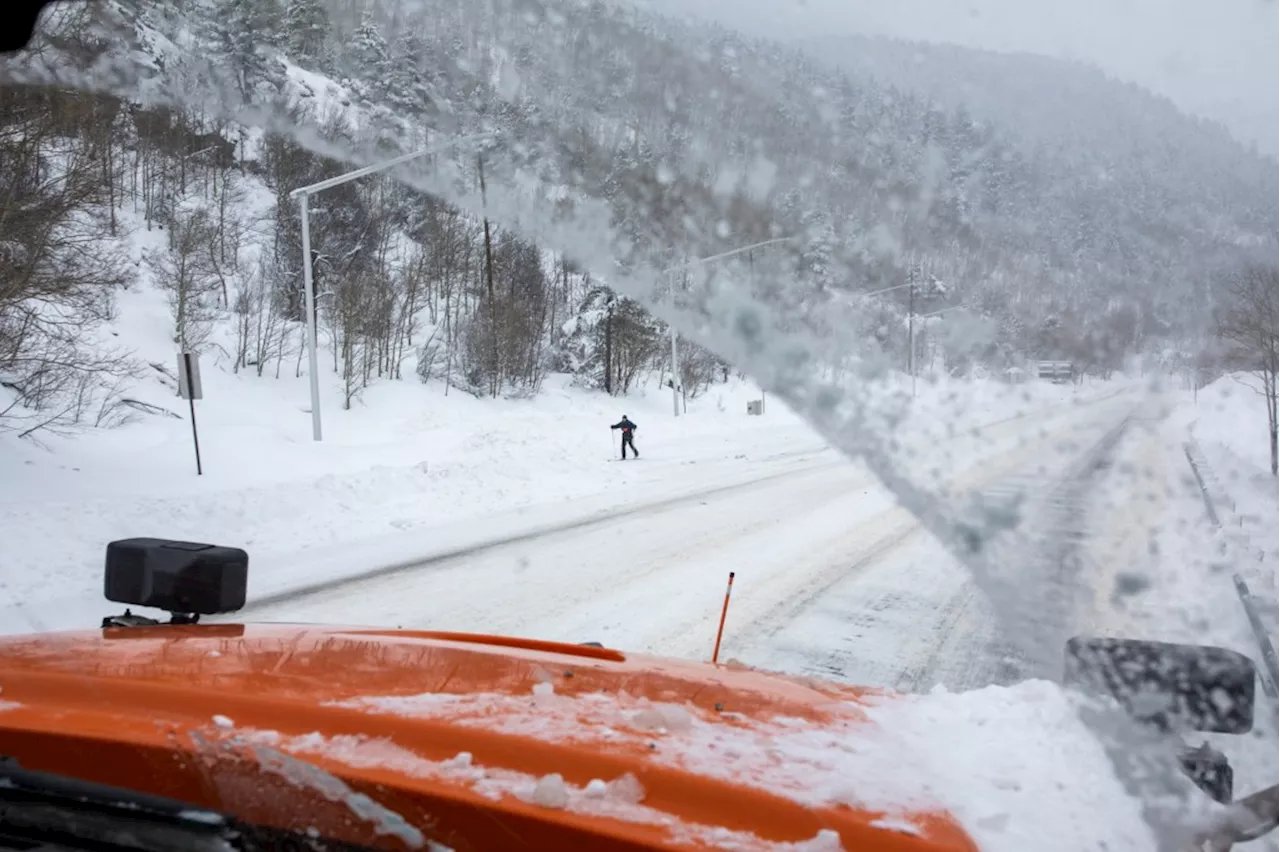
[739,399,1136,637]
[242,390,1128,615]
[735,403,1137,691]
[243,392,1139,670]
[239,451,840,613]
[942,412,1135,687]
[237,460,880,644]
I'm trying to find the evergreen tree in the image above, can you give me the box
[213,0,283,102]
[284,0,328,66]
[350,13,391,95]
[388,29,437,117]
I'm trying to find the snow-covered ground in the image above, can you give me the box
[6,279,1275,850]
[1183,375,1279,599]
[0,273,1121,635]
[233,384,1132,649]
[0,373,1118,635]
[1080,384,1278,852]
[1165,377,1278,842]
[210,378,1270,852]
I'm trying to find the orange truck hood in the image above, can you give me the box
[0,623,980,852]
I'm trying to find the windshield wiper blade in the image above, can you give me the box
[0,759,381,852]
[0,758,233,852]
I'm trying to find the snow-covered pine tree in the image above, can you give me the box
[388,29,437,118]
[284,0,329,67]
[210,0,284,103]
[349,12,391,99]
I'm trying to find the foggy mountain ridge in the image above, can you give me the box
[802,32,1276,174]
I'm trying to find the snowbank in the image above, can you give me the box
[1182,375,1278,596]
[0,262,1122,634]
[1192,375,1276,477]
[1082,391,1278,851]
[0,364,823,630]
[0,371,1116,635]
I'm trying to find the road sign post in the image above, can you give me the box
[177,352,204,476]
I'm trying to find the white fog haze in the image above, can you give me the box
[636,0,1280,155]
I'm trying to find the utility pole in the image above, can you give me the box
[908,266,916,397]
[298,192,322,440]
[750,247,764,414]
[670,269,680,417]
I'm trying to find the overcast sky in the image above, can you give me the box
[634,0,1278,156]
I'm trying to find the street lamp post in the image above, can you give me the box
[289,132,496,441]
[298,193,321,441]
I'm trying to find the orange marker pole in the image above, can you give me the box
[711,571,735,664]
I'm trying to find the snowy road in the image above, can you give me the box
[734,401,1137,691]
[242,389,1140,691]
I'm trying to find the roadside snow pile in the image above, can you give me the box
[0,272,820,630]
[1192,370,1274,478]
[1082,397,1279,834]
[860,681,1156,851]
[1184,375,1278,595]
[0,269,1122,634]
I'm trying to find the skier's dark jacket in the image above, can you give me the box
[611,417,637,435]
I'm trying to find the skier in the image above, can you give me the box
[611,415,639,460]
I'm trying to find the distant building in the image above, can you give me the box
[1036,360,1075,383]
[1003,366,1027,384]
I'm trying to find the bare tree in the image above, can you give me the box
[231,255,289,377]
[389,248,427,379]
[147,205,221,355]
[329,270,377,410]
[1215,264,1279,476]
[205,167,252,308]
[677,337,727,398]
[0,86,131,436]
[231,272,254,372]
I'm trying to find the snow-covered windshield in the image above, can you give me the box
[0,0,1276,849]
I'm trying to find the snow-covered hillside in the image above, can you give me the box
[3,0,1274,421]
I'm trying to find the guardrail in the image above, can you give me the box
[1183,438,1278,698]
